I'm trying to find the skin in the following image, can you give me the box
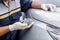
[0,0,41,37]
[3,0,9,4]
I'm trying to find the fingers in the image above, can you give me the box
[27,22,34,28]
[41,4,56,12]
[20,23,28,27]
[51,4,56,12]
[22,22,34,30]
[13,18,34,30]
[47,4,56,12]
[22,18,34,30]
[9,21,33,31]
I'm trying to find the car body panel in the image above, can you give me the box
[22,19,53,40]
[22,0,60,40]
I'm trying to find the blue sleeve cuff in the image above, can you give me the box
[20,0,32,12]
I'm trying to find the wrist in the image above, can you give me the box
[0,26,10,32]
[41,4,48,11]
[5,26,10,31]
[0,26,10,36]
[9,24,15,31]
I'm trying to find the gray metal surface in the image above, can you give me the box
[26,8,60,28]
[25,7,60,40]
[22,20,53,40]
[24,0,60,40]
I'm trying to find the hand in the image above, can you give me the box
[41,4,56,12]
[9,18,34,31]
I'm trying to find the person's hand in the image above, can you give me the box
[9,18,34,31]
[41,4,56,12]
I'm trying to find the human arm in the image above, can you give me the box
[0,18,33,37]
[31,1,41,9]
[21,0,56,12]
[0,26,10,37]
[31,1,56,11]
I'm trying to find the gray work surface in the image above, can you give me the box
[26,7,60,28]
[22,20,53,40]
